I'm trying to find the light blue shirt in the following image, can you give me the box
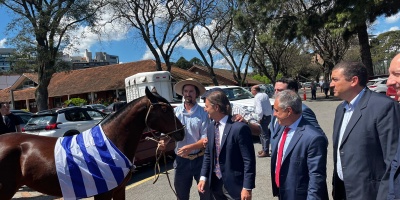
[277,116,302,161]
[336,88,366,180]
[174,103,210,154]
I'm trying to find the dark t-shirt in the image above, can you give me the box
[0,117,8,135]
[3,113,21,133]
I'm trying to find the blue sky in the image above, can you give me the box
[0,6,399,64]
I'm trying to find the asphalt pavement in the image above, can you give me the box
[12,90,341,200]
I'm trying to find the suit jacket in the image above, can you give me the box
[270,103,323,147]
[271,117,329,200]
[200,117,256,199]
[389,140,400,200]
[332,89,399,200]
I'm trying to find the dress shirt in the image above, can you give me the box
[174,103,210,154]
[254,92,273,121]
[336,88,366,180]
[276,116,302,168]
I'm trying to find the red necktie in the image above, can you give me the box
[275,127,290,187]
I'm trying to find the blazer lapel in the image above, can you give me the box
[339,89,369,148]
[220,117,233,149]
[271,125,284,155]
[333,103,346,149]
[282,119,305,162]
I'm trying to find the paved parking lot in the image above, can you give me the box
[12,92,340,200]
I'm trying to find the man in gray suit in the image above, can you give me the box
[330,61,399,200]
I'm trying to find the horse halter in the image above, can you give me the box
[144,99,185,137]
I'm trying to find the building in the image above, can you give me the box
[62,49,119,69]
[0,60,262,112]
[0,48,15,71]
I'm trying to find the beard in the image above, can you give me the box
[184,97,195,104]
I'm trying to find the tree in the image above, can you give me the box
[174,57,192,69]
[323,0,400,76]
[1,0,105,111]
[371,30,400,74]
[109,0,207,72]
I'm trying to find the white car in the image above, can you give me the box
[201,85,274,124]
[367,78,388,93]
[23,107,106,137]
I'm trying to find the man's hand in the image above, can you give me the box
[241,189,252,200]
[197,180,206,193]
[177,145,192,157]
[203,137,208,148]
[157,136,171,151]
[232,114,246,123]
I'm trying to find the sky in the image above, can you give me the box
[0,6,399,65]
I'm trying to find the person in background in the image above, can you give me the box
[250,85,273,158]
[322,80,330,99]
[0,102,22,133]
[198,90,256,200]
[160,78,211,200]
[319,80,324,93]
[386,53,400,200]
[271,90,328,200]
[310,81,317,100]
[330,61,399,200]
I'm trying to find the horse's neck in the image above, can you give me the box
[102,99,148,160]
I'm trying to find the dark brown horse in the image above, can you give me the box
[0,87,184,200]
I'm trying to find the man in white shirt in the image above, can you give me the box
[250,85,272,157]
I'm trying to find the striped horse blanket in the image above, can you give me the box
[55,125,133,199]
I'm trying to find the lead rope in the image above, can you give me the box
[145,136,179,200]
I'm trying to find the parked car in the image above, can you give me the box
[386,85,399,101]
[302,82,312,88]
[367,78,388,93]
[11,109,33,128]
[82,104,107,113]
[104,101,127,114]
[259,84,275,98]
[23,107,105,137]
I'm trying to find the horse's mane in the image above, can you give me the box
[101,92,170,125]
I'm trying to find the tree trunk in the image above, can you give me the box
[35,70,51,111]
[357,23,374,76]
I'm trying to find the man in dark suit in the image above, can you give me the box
[387,53,400,200]
[271,90,328,200]
[270,77,323,148]
[330,61,400,200]
[198,90,256,200]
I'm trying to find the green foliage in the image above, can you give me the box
[252,74,271,84]
[64,98,87,107]
[189,57,205,66]
[174,57,192,69]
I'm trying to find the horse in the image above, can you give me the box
[0,87,185,200]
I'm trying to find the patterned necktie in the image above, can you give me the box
[214,122,222,179]
[275,127,290,187]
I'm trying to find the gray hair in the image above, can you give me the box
[274,90,302,114]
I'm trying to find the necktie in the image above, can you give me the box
[214,122,222,179]
[275,127,290,187]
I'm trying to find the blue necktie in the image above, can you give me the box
[214,122,222,179]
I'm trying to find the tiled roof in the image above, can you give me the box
[0,60,215,101]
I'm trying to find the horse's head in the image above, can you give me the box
[144,87,185,141]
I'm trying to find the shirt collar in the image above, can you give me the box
[287,116,302,131]
[182,103,199,115]
[344,88,366,111]
[217,115,229,126]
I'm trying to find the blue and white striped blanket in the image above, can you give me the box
[55,125,133,199]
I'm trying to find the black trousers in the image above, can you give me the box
[210,173,235,200]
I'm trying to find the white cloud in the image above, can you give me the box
[63,7,129,56]
[386,13,400,24]
[389,26,400,31]
[141,47,162,60]
[0,38,6,47]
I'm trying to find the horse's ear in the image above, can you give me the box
[145,87,157,103]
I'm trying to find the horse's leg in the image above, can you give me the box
[0,148,23,200]
[111,172,132,200]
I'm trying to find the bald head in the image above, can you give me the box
[387,53,400,96]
